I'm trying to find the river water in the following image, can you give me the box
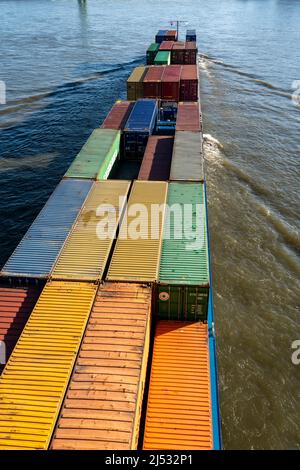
[0,0,299,449]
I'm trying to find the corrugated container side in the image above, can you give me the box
[176,101,201,131]
[155,30,168,43]
[138,136,173,181]
[143,66,165,99]
[170,131,204,181]
[65,129,121,180]
[143,321,213,450]
[100,101,134,130]
[51,180,131,281]
[171,42,197,64]
[127,67,148,100]
[107,181,168,282]
[0,286,42,375]
[147,43,160,65]
[154,51,171,65]
[180,65,198,101]
[184,42,198,64]
[0,179,92,280]
[51,282,151,450]
[165,30,177,41]
[159,41,175,51]
[157,182,209,321]
[0,281,97,450]
[161,65,182,101]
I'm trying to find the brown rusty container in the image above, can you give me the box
[176,102,202,131]
[171,41,185,64]
[0,285,41,375]
[161,65,182,101]
[143,66,165,99]
[138,136,174,181]
[127,66,148,100]
[171,41,198,65]
[100,101,134,130]
[159,41,175,51]
[180,65,198,101]
[165,30,177,41]
[51,282,152,450]
[185,41,198,64]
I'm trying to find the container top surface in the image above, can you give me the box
[185,41,197,50]
[101,101,133,130]
[172,41,186,50]
[162,65,182,82]
[144,66,165,82]
[159,41,175,50]
[143,321,213,450]
[186,29,196,35]
[147,43,160,52]
[124,99,158,130]
[51,281,151,450]
[127,66,147,83]
[154,51,171,62]
[138,136,173,181]
[159,182,209,284]
[156,29,168,36]
[180,64,198,80]
[166,30,177,36]
[170,131,204,181]
[176,102,201,131]
[0,281,97,450]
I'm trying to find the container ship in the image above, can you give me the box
[0,28,222,450]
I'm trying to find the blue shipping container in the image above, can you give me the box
[155,30,168,43]
[0,179,92,280]
[124,99,158,160]
[186,29,197,41]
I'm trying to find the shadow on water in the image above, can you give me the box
[0,57,143,267]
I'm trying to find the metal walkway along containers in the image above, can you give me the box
[51,282,151,450]
[51,180,130,282]
[157,182,210,321]
[142,321,213,450]
[65,129,120,180]
[0,286,42,375]
[170,131,204,182]
[0,281,97,449]
[107,181,168,282]
[0,179,92,280]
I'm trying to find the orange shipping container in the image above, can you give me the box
[51,282,152,450]
[143,321,213,450]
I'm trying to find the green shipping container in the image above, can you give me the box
[157,182,210,321]
[147,43,160,65]
[65,129,120,180]
[154,51,171,65]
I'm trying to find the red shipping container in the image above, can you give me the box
[0,285,41,374]
[161,65,182,101]
[166,30,177,41]
[180,65,198,101]
[159,41,175,51]
[171,42,185,64]
[171,41,198,64]
[176,102,202,132]
[100,100,134,130]
[143,66,165,99]
[138,136,174,180]
[185,41,198,64]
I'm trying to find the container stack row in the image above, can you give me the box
[0,28,221,451]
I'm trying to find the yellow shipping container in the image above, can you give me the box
[107,181,168,282]
[127,66,148,100]
[0,281,97,450]
[51,180,131,281]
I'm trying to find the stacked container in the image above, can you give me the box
[161,65,182,101]
[186,29,197,42]
[127,66,148,100]
[138,136,173,181]
[146,43,159,65]
[143,66,165,99]
[154,51,170,65]
[171,41,198,64]
[180,64,198,101]
[176,101,202,132]
[100,100,134,130]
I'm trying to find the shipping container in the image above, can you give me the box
[176,102,201,131]
[0,281,97,449]
[171,42,198,64]
[154,51,171,65]
[170,131,204,181]
[51,282,151,450]
[65,129,120,180]
[180,65,198,101]
[0,286,42,375]
[165,30,177,41]
[155,30,168,43]
[127,66,148,100]
[143,321,213,450]
[123,99,158,160]
[159,41,175,51]
[0,179,92,280]
[161,65,182,101]
[107,181,168,282]
[186,29,197,42]
[157,182,209,321]
[146,43,160,65]
[100,100,134,130]
[51,181,130,281]
[143,66,165,99]
[138,136,173,181]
